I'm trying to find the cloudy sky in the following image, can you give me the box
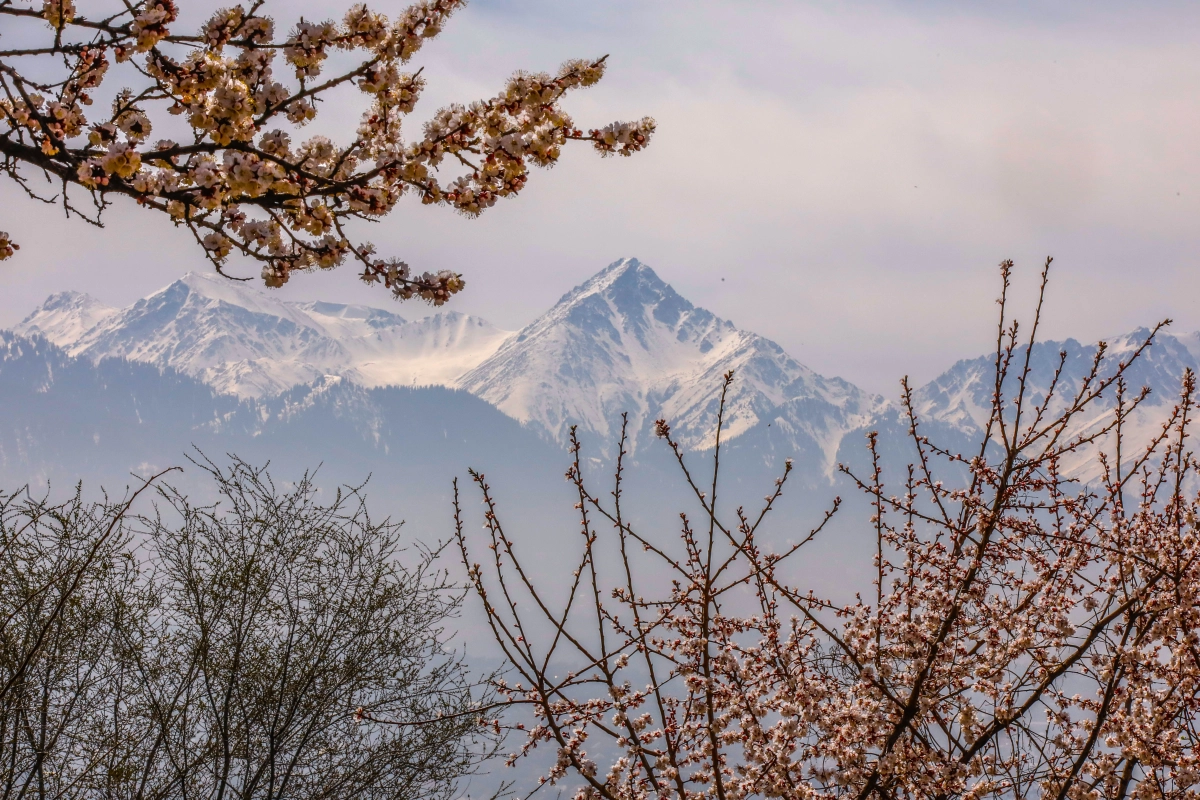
[2,0,1198,395]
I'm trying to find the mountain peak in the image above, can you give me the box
[162,270,319,325]
[174,270,249,297]
[14,290,116,347]
[535,257,699,353]
[461,257,877,458]
[588,255,645,286]
[27,290,96,312]
[555,257,669,306]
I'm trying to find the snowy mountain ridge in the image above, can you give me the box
[899,326,1200,479]
[15,271,514,398]
[12,258,1200,480]
[460,258,882,460]
[14,259,885,463]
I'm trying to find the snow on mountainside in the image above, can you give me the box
[0,330,566,533]
[12,259,1200,479]
[903,326,1200,481]
[16,291,118,342]
[8,260,885,468]
[459,258,883,458]
[14,272,513,397]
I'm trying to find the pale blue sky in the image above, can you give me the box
[2,0,1198,394]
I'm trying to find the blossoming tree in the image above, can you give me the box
[453,261,1200,799]
[0,0,654,302]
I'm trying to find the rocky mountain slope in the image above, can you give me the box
[11,259,1200,484]
[460,258,883,460]
[15,272,513,397]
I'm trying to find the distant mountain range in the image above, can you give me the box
[8,257,1200,489]
[17,272,511,398]
[0,328,573,538]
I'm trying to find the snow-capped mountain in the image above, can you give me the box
[15,290,118,342]
[14,259,884,465]
[11,258,1200,483]
[14,272,513,397]
[0,329,567,535]
[460,258,883,459]
[896,326,1200,480]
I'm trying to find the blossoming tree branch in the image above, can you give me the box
[451,262,1200,799]
[0,0,654,302]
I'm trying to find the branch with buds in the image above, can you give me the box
[457,259,1200,800]
[0,0,654,302]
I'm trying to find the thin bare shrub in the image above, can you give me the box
[0,456,495,800]
[0,473,166,798]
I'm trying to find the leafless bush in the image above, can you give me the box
[0,474,164,798]
[0,456,495,800]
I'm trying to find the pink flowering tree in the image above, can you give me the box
[451,261,1200,799]
[0,0,654,302]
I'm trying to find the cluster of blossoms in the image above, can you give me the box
[451,265,1200,800]
[0,0,654,304]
